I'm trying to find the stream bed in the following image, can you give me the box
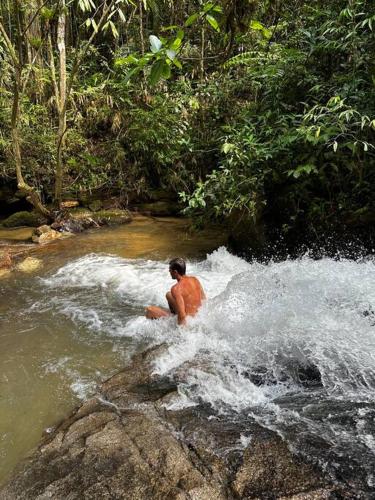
[0,216,225,485]
[1,216,375,496]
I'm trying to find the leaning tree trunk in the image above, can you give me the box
[0,7,50,218]
[11,67,50,217]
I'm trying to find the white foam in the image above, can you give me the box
[41,247,375,476]
[43,249,375,407]
[70,379,97,400]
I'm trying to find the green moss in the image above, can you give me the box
[2,211,45,228]
[68,208,93,219]
[93,209,132,225]
[88,200,103,212]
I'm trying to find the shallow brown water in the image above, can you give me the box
[0,216,226,485]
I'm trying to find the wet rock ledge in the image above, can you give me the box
[0,346,343,500]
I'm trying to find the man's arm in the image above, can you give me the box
[171,287,187,326]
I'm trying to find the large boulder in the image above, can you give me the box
[2,211,45,228]
[0,346,345,500]
[32,225,62,244]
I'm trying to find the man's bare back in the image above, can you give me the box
[145,258,206,325]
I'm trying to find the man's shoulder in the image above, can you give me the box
[186,276,202,288]
[190,275,201,284]
[171,283,182,294]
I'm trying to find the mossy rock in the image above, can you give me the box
[2,211,45,228]
[67,208,93,219]
[93,209,132,225]
[88,200,103,212]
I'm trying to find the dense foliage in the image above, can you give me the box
[0,0,374,243]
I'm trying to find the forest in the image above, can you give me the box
[0,0,374,253]
[2,2,375,497]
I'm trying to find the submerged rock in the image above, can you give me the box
[0,268,11,279]
[32,225,63,244]
[0,345,345,500]
[0,250,11,269]
[16,257,42,273]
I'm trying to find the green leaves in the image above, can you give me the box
[170,30,184,51]
[206,14,219,32]
[301,96,375,156]
[120,29,184,86]
[149,60,166,85]
[40,7,54,20]
[184,3,222,32]
[185,13,199,28]
[249,20,272,39]
[287,164,318,178]
[103,20,119,38]
[222,143,235,154]
[78,0,96,13]
[203,2,222,14]
[114,55,138,67]
[149,35,162,53]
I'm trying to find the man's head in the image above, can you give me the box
[169,258,186,279]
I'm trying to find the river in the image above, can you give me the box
[1,217,374,495]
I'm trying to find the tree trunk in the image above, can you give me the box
[0,9,50,218]
[200,26,205,80]
[139,0,145,55]
[11,67,50,218]
[55,0,67,206]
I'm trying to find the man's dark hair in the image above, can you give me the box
[169,258,186,275]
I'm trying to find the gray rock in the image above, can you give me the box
[0,346,343,500]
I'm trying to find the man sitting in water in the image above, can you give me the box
[145,258,206,326]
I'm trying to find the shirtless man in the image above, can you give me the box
[145,258,206,325]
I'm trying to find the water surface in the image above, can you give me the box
[1,218,374,495]
[0,216,226,484]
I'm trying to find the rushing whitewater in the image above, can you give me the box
[41,247,375,490]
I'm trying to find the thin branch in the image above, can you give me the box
[0,18,19,67]
[47,31,60,109]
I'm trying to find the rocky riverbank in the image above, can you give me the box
[0,345,347,500]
